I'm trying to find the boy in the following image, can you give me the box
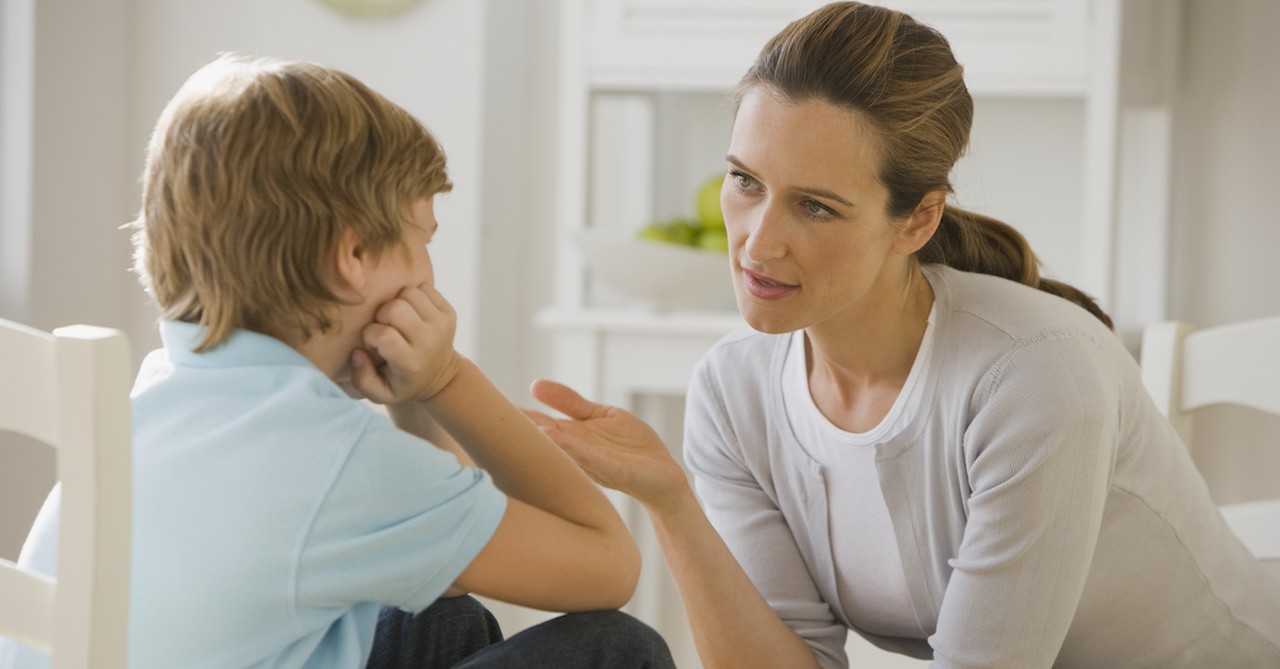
[0,54,673,668]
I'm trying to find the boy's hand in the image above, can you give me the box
[349,283,461,404]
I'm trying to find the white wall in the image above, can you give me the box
[473,0,563,402]
[126,0,491,359]
[1,0,137,560]
[1166,0,1280,505]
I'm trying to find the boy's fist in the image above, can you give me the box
[349,283,461,404]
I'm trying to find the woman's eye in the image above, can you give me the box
[803,200,834,219]
[732,172,756,190]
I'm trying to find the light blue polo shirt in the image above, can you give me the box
[0,321,506,669]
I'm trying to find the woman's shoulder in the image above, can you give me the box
[923,264,1130,403]
[687,326,790,423]
[697,325,781,365]
[698,326,787,380]
[926,264,1115,348]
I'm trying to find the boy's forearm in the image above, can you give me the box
[387,401,475,466]
[422,359,627,533]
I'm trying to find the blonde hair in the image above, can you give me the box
[736,2,1112,328]
[130,53,453,352]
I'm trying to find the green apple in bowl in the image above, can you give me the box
[696,174,725,230]
[637,218,700,247]
[581,228,736,311]
[637,222,670,244]
[665,218,700,246]
[698,227,729,252]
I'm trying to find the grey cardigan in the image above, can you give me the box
[683,264,1280,669]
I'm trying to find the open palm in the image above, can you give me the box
[527,379,687,507]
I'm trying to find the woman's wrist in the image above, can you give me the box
[641,476,699,520]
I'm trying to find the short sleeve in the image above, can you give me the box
[683,360,849,669]
[296,416,506,615]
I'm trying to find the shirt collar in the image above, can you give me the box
[159,320,316,370]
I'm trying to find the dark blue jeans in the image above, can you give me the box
[365,596,676,668]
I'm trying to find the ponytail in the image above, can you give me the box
[919,205,1114,329]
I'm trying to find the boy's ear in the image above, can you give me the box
[895,189,947,255]
[333,228,369,298]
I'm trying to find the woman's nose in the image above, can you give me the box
[743,202,786,264]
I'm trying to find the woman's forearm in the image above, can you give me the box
[645,487,822,669]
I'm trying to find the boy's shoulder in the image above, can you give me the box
[131,322,368,465]
[137,321,332,396]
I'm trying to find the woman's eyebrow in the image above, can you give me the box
[725,154,854,207]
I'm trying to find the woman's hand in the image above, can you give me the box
[527,379,690,510]
[349,283,461,404]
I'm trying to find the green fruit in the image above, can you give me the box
[696,174,725,230]
[637,224,670,245]
[698,228,729,253]
[637,219,701,247]
[665,218,699,246]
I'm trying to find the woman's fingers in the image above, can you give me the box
[522,388,686,502]
[530,379,610,420]
[522,407,587,451]
[534,419,621,488]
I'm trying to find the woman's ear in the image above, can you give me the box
[895,189,947,255]
[332,228,368,300]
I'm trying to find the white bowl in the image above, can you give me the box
[579,228,737,311]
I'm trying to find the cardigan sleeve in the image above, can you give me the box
[683,360,851,669]
[929,333,1119,669]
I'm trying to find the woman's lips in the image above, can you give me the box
[742,269,798,301]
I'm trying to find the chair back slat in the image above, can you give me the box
[0,319,132,669]
[51,327,134,669]
[0,562,55,651]
[1140,316,1280,566]
[0,319,57,444]
[1182,317,1280,416]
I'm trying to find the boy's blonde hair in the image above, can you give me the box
[130,53,452,352]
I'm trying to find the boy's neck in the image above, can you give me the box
[291,326,360,381]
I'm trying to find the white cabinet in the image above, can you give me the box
[583,0,1096,94]
[538,1,1180,666]
[550,0,1179,329]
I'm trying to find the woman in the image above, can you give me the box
[528,3,1280,668]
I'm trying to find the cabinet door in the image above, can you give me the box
[584,0,1094,95]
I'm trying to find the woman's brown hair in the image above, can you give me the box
[130,53,453,352]
[734,2,1112,328]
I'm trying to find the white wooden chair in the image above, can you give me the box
[1140,316,1280,567]
[0,318,132,668]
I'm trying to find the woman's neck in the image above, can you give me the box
[803,267,934,431]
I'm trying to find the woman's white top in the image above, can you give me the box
[780,306,937,639]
